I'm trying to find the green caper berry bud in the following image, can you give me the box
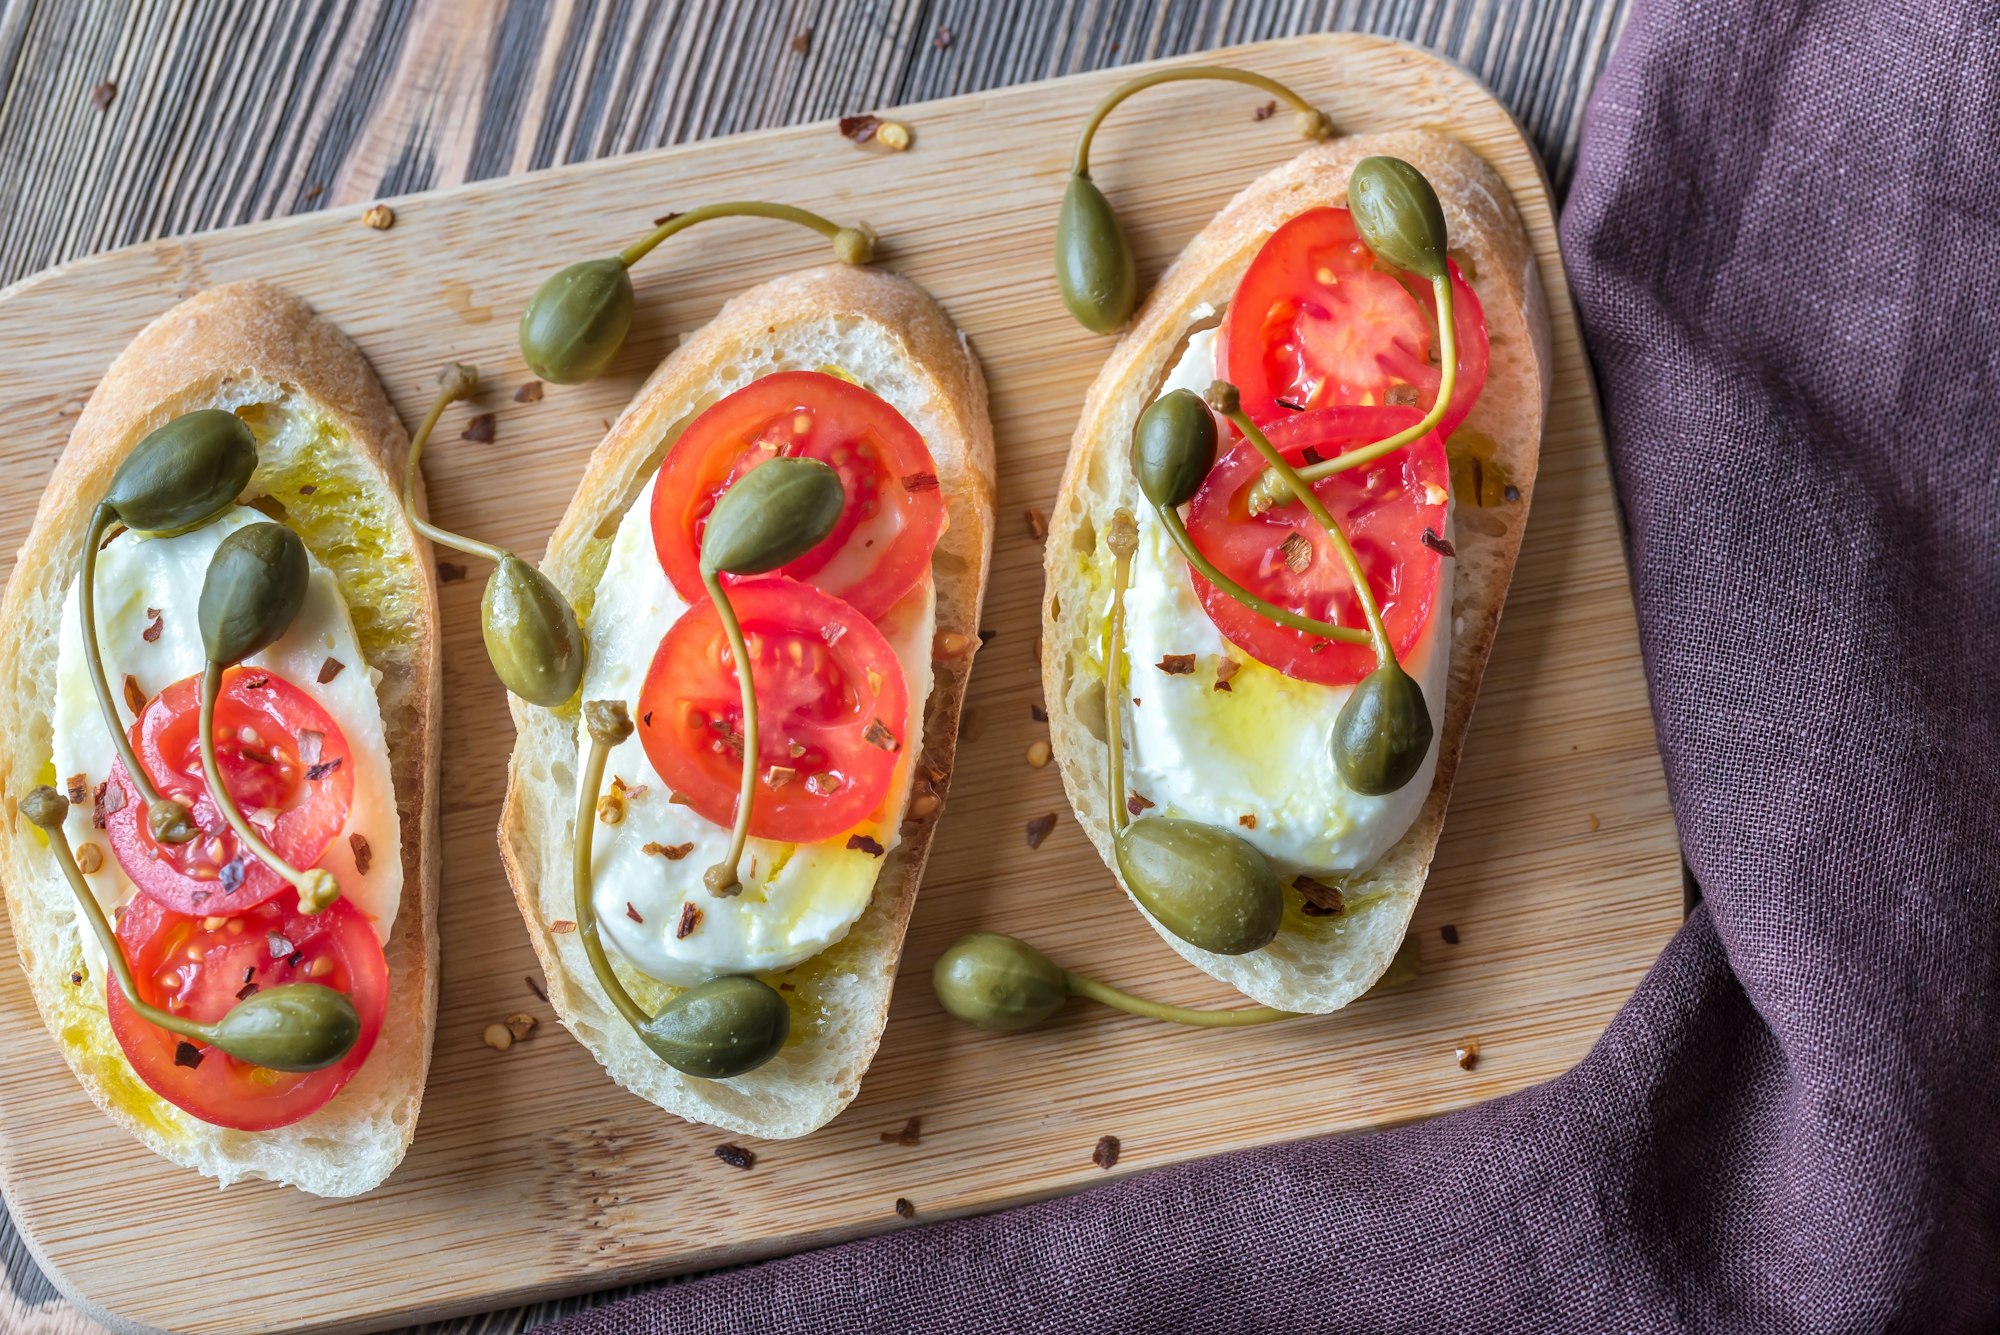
[584,699,634,749]
[106,409,258,537]
[206,982,360,1072]
[1348,156,1449,282]
[636,975,790,1079]
[20,785,67,830]
[1202,380,1241,417]
[832,225,877,265]
[519,258,636,385]
[700,457,846,576]
[1132,389,1218,510]
[931,933,1069,1032]
[199,522,309,666]
[1332,661,1434,796]
[147,801,197,845]
[482,555,585,707]
[1055,173,1139,334]
[1115,817,1283,956]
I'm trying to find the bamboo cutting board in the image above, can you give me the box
[0,34,1681,1335]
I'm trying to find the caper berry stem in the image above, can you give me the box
[1247,272,1457,510]
[1061,969,1296,1027]
[78,504,197,845]
[1071,66,1331,178]
[1154,504,1368,646]
[1209,384,1394,667]
[401,364,510,567]
[701,568,757,896]
[1104,508,1140,838]
[197,663,339,913]
[573,702,653,1032]
[616,201,875,270]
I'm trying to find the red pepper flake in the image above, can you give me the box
[236,981,260,1001]
[901,470,940,492]
[790,27,812,54]
[1214,658,1241,693]
[64,773,87,805]
[847,833,886,857]
[299,483,318,494]
[643,841,695,861]
[437,561,467,583]
[839,114,882,143]
[894,1197,917,1219]
[714,1143,756,1170]
[68,971,83,986]
[514,380,544,403]
[350,833,372,874]
[91,80,116,112]
[1421,527,1457,558]
[1455,1037,1481,1070]
[219,857,247,894]
[1253,100,1277,121]
[1127,792,1154,816]
[310,661,344,691]
[1440,924,1460,945]
[1155,654,1196,675]
[267,932,295,958]
[306,756,343,782]
[1025,812,1057,849]
[879,1116,922,1145]
[863,717,899,752]
[549,919,576,934]
[1030,703,1048,723]
[1025,507,1047,540]
[1092,1135,1121,1170]
[122,674,146,715]
[806,771,842,797]
[526,974,549,1002]
[461,413,496,443]
[933,24,953,48]
[141,609,164,643]
[91,779,124,829]
[625,902,644,923]
[173,1041,203,1069]
[676,902,702,939]
[241,674,270,690]
[1279,532,1313,573]
[1239,813,1257,830]
[1280,399,1309,415]
[1295,875,1345,917]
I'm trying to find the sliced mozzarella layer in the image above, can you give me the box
[575,471,933,987]
[1113,325,1452,875]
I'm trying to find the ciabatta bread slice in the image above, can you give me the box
[1042,131,1550,1013]
[500,264,994,1139]
[0,281,440,1196]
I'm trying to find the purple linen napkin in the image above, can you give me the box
[543,1,2000,1329]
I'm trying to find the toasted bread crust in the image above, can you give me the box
[1041,132,1551,1011]
[498,264,994,1138]
[0,281,439,1195]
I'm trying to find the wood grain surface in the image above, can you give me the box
[0,5,1641,1334]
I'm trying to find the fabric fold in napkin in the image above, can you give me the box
[545,0,2000,1328]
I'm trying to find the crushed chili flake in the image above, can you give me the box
[1025,506,1047,540]
[1440,924,1460,945]
[515,380,544,403]
[306,756,343,781]
[1155,654,1196,675]
[64,773,87,805]
[1031,703,1048,723]
[790,27,811,54]
[894,1197,917,1219]
[820,621,848,647]
[1295,875,1345,917]
[1025,812,1058,849]
[299,482,318,494]
[806,771,842,796]
[1279,532,1313,574]
[880,1116,922,1146]
[141,609,164,643]
[241,673,269,689]
[350,832,372,874]
[122,674,146,715]
[714,1143,756,1170]
[526,974,549,1002]
[1456,1037,1481,1070]
[267,931,295,958]
[437,561,467,583]
[847,833,886,857]
[643,840,695,860]
[219,857,247,893]
[461,413,497,443]
[174,1041,203,1069]
[675,902,702,939]
[236,981,260,1001]
[934,23,953,48]
[863,717,899,752]
[299,729,324,767]
[625,901,644,923]
[1421,527,1458,557]
[1214,658,1241,692]
[1278,398,1309,414]
[91,80,116,111]
[1239,813,1258,830]
[549,919,576,934]
[1386,383,1420,407]
[1127,792,1154,816]
[766,764,797,789]
[1092,1135,1121,1170]
[839,114,882,143]
[91,779,123,829]
[901,470,940,492]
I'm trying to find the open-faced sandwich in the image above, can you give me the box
[0,282,439,1195]
[501,262,994,1137]
[1042,125,1550,1014]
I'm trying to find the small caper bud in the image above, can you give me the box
[1348,156,1448,282]
[438,361,479,401]
[1296,108,1335,140]
[1332,661,1434,796]
[1202,380,1241,417]
[519,258,636,385]
[482,555,585,707]
[931,933,1069,1031]
[206,982,360,1072]
[147,800,197,845]
[199,522,310,665]
[584,699,634,749]
[106,409,258,536]
[1115,818,1283,956]
[20,785,66,829]
[1055,173,1139,334]
[700,457,846,576]
[1132,389,1218,510]
[636,975,790,1078]
[832,225,877,265]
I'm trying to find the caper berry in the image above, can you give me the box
[205,982,360,1072]
[1055,174,1139,334]
[636,975,790,1078]
[700,457,845,575]
[105,409,257,536]
[199,522,309,665]
[931,932,1069,1031]
[1115,818,1283,956]
[483,555,585,707]
[1348,156,1448,282]
[1332,661,1433,795]
[1132,389,1218,509]
[519,258,635,385]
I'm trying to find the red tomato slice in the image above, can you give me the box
[1221,207,1487,434]
[637,576,909,844]
[1184,406,1450,686]
[105,667,355,916]
[652,370,945,621]
[107,889,387,1131]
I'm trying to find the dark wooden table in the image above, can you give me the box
[0,2,1626,1329]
